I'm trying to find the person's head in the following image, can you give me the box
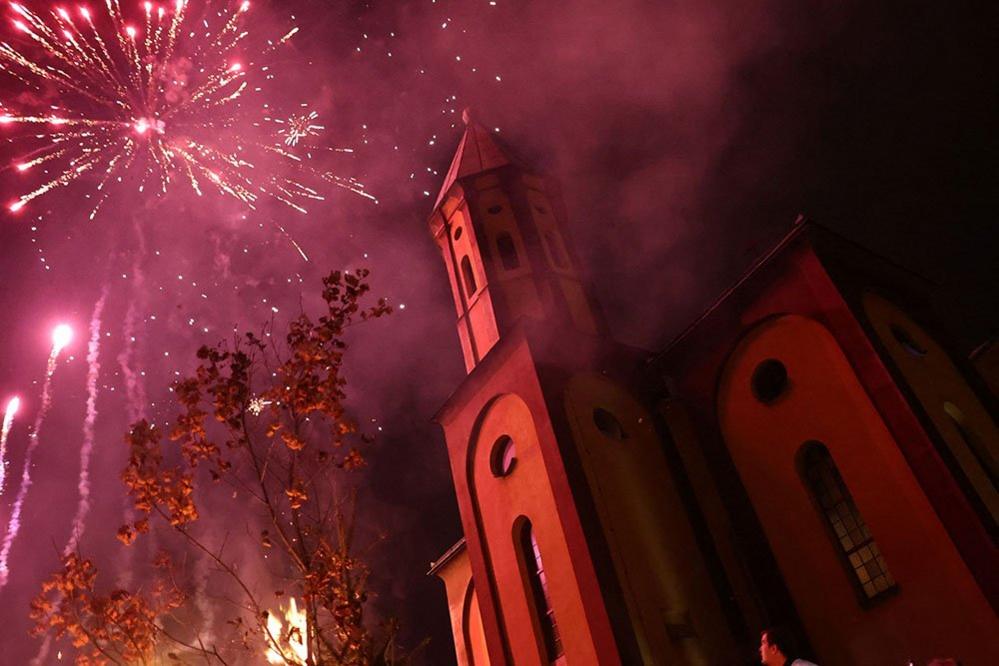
[759,627,795,665]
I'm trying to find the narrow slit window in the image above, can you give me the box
[801,442,897,602]
[518,520,563,661]
[943,402,998,488]
[544,230,568,269]
[496,232,520,270]
[460,255,477,298]
[941,401,999,531]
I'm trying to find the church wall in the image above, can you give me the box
[657,398,766,641]
[433,547,490,666]
[861,292,999,533]
[657,232,999,656]
[716,314,998,664]
[562,373,736,664]
[436,334,622,666]
[469,392,599,664]
[971,341,999,397]
[464,582,490,666]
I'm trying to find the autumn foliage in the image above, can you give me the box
[31,270,418,665]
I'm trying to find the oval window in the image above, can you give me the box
[593,407,625,440]
[751,359,789,404]
[453,226,463,240]
[490,436,517,477]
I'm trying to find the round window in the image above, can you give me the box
[487,205,503,215]
[889,323,927,357]
[490,436,517,477]
[751,359,789,404]
[593,407,625,440]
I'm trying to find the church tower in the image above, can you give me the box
[427,113,738,665]
[428,109,603,373]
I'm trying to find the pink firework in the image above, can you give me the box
[0,0,372,219]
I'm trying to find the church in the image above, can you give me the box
[425,112,999,665]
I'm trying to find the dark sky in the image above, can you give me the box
[0,1,995,663]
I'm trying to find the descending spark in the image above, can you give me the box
[0,324,73,590]
[1,0,369,218]
[272,220,309,262]
[32,291,107,666]
[0,396,20,494]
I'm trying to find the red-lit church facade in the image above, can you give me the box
[427,115,999,665]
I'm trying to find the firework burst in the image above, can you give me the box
[274,108,322,147]
[0,0,373,219]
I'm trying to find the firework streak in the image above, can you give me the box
[64,287,108,555]
[0,396,20,494]
[30,289,107,664]
[1,0,374,218]
[0,327,72,589]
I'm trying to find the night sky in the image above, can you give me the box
[0,1,995,663]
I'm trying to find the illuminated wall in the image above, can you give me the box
[717,314,998,664]
[563,373,734,664]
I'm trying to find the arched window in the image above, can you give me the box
[800,442,897,603]
[460,255,477,298]
[496,232,520,270]
[517,520,563,661]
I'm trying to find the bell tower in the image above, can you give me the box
[428,110,603,373]
[429,115,738,665]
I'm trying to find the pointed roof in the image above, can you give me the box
[433,109,525,209]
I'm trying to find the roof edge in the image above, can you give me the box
[427,537,467,577]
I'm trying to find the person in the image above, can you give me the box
[759,627,819,666]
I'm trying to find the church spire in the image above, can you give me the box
[433,109,524,210]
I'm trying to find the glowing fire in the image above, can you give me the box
[265,597,308,664]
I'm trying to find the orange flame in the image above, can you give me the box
[265,597,308,664]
